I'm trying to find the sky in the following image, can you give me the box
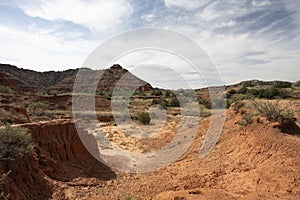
[0,0,299,88]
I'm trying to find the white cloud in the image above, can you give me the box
[252,0,271,7]
[140,14,156,22]
[197,1,250,23]
[1,0,299,86]
[215,20,236,28]
[16,0,133,32]
[0,25,97,71]
[164,0,211,10]
[115,50,204,89]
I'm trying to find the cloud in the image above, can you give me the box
[0,25,97,71]
[252,0,272,7]
[140,14,156,22]
[16,0,133,33]
[164,0,211,10]
[0,0,300,87]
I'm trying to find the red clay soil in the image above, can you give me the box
[59,109,300,199]
[1,109,299,199]
[0,120,116,200]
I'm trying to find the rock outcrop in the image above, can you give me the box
[1,120,115,200]
[18,120,115,181]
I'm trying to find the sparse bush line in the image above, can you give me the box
[251,100,294,124]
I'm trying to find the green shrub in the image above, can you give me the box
[47,90,59,96]
[0,86,13,94]
[28,101,49,116]
[238,113,253,126]
[243,81,254,87]
[151,88,163,96]
[233,101,245,113]
[102,89,113,100]
[133,90,145,97]
[274,81,292,88]
[120,193,133,200]
[252,100,294,123]
[136,112,150,125]
[0,126,34,163]
[165,90,171,97]
[168,98,180,107]
[238,86,248,94]
[227,89,236,97]
[248,87,290,99]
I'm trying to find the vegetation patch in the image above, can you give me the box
[252,100,294,124]
[136,112,151,125]
[0,86,13,94]
[28,101,50,116]
[0,126,34,163]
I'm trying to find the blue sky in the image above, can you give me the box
[0,0,299,88]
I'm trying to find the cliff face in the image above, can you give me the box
[0,154,53,200]
[18,120,114,181]
[1,120,115,200]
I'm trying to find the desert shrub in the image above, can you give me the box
[102,89,113,100]
[0,126,34,163]
[252,100,294,123]
[274,81,292,88]
[152,97,180,108]
[243,81,254,87]
[28,101,49,116]
[247,89,259,96]
[136,112,150,125]
[238,86,248,94]
[132,89,145,97]
[151,88,163,96]
[152,98,167,109]
[168,98,180,107]
[233,101,245,113]
[47,90,59,96]
[120,193,133,200]
[248,87,290,99]
[238,113,253,126]
[0,86,13,94]
[226,89,236,98]
[165,90,171,97]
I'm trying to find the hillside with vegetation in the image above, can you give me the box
[0,64,299,199]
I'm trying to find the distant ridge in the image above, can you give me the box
[0,64,77,92]
[0,64,153,93]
